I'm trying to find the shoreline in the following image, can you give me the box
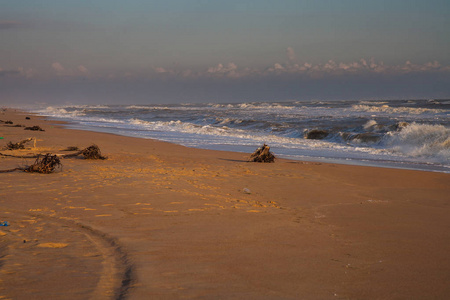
[1,108,450,299]
[27,108,450,174]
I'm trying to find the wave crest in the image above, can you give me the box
[386,123,450,162]
[351,104,445,114]
[42,106,86,117]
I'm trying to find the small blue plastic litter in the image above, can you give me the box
[0,221,9,226]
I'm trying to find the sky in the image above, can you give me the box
[1,0,450,105]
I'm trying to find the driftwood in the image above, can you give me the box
[4,138,35,150]
[0,154,61,174]
[24,125,44,131]
[0,153,37,158]
[249,144,275,163]
[62,144,107,160]
[0,144,106,160]
[0,167,23,173]
[5,124,25,128]
[80,144,107,159]
[62,146,79,151]
[25,154,62,173]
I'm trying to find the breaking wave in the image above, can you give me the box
[30,99,450,172]
[41,106,87,117]
[385,123,450,163]
[351,104,445,115]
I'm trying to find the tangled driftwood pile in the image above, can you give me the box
[0,154,62,174]
[80,144,107,160]
[25,154,62,174]
[249,144,275,163]
[62,144,107,160]
[0,144,107,173]
[24,125,45,131]
[5,138,35,150]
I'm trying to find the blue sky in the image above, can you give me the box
[1,0,450,104]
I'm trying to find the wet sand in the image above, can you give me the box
[1,108,449,299]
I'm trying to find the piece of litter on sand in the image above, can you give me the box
[0,221,9,226]
[243,188,251,194]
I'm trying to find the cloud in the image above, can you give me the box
[150,55,450,81]
[18,67,36,78]
[151,66,195,78]
[6,47,450,83]
[0,21,22,30]
[77,65,89,73]
[51,62,65,73]
[154,67,167,74]
[262,53,449,77]
[286,47,296,62]
[207,63,239,77]
[146,48,448,81]
[50,62,91,77]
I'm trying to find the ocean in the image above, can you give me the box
[31,99,449,173]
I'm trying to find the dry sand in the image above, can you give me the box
[0,108,449,299]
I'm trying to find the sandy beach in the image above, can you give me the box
[0,108,449,299]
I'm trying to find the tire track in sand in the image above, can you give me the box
[0,209,134,299]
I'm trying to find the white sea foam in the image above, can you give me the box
[351,104,445,115]
[29,100,450,172]
[125,105,151,109]
[363,120,378,129]
[386,123,450,163]
[41,106,86,117]
[126,105,176,110]
[123,118,388,161]
[358,101,388,105]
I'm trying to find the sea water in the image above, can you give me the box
[31,99,449,173]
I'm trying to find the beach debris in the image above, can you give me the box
[81,144,107,159]
[62,144,107,160]
[24,125,45,131]
[5,138,35,150]
[304,129,329,139]
[249,144,275,163]
[0,143,106,161]
[0,221,9,226]
[62,146,80,151]
[5,120,13,124]
[25,153,62,174]
[0,153,62,174]
[0,153,37,159]
[26,117,31,120]
[0,167,22,173]
[243,188,251,194]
